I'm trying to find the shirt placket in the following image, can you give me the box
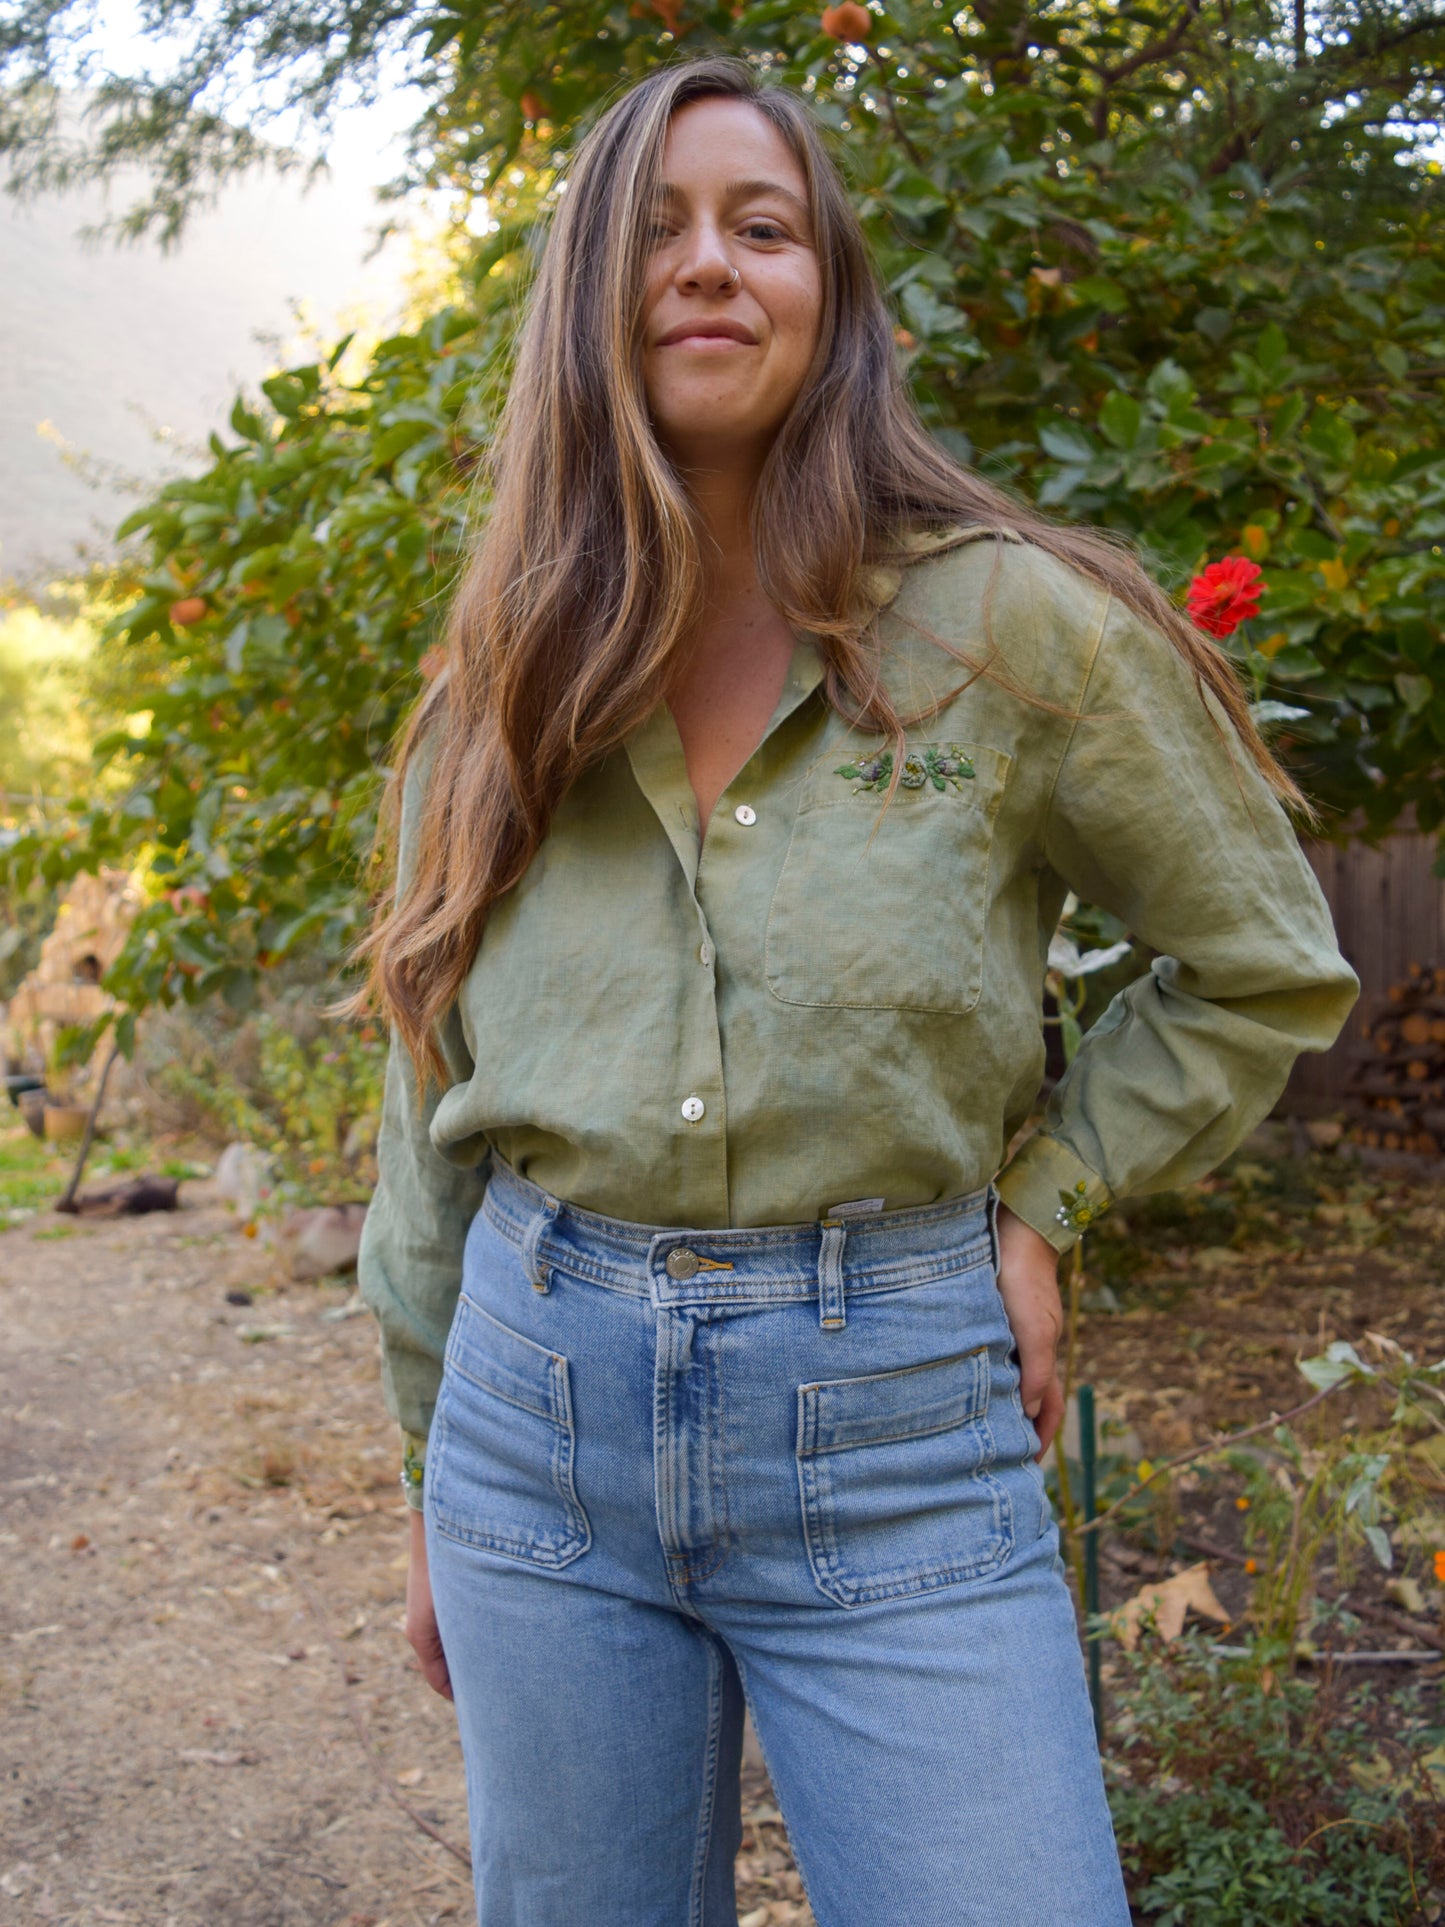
[622,634,827,1226]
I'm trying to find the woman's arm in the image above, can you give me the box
[996,588,1360,1251]
[355,738,490,1510]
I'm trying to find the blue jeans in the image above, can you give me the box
[424,1158,1130,1927]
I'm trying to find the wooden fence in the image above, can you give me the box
[1283,824,1445,1113]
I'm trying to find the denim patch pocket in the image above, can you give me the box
[427,1295,591,1567]
[796,1346,1013,1607]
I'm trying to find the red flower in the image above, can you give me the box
[1186,555,1265,638]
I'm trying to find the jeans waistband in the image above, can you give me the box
[478,1156,998,1330]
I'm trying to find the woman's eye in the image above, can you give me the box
[742,220,786,242]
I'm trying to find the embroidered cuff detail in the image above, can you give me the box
[1054,1178,1109,1236]
[400,1430,427,1510]
[994,1133,1113,1255]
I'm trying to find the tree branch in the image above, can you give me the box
[1075,1377,1350,1539]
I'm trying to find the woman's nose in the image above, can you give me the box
[674,228,738,294]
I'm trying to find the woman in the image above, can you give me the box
[353,52,1357,1927]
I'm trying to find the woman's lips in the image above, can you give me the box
[660,333,753,349]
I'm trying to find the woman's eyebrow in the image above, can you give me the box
[653,176,811,222]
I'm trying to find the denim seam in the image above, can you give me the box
[687,1633,723,1927]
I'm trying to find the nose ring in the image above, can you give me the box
[726,265,739,287]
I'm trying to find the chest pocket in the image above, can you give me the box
[764,740,1012,1014]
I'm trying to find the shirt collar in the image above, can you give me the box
[622,629,825,887]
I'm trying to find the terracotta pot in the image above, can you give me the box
[43,1103,91,1142]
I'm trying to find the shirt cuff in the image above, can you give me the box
[400,1428,428,1511]
[994,1132,1114,1255]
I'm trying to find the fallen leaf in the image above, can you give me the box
[1387,1576,1428,1616]
[395,1766,424,1786]
[1110,1562,1231,1650]
[1397,1511,1445,1547]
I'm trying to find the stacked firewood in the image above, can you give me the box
[1346,963,1445,1155]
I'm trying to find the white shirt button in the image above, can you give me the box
[733,804,757,826]
[699,940,713,967]
[680,1094,706,1123]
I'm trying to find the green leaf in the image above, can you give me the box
[260,373,309,419]
[1363,1524,1394,1572]
[1060,1009,1083,1064]
[1255,322,1290,380]
[1039,421,1097,465]
[1071,276,1129,314]
[1302,407,1356,468]
[1037,467,1090,507]
[1144,358,1195,412]
[230,397,265,442]
[1098,391,1143,451]
[1298,1341,1372,1390]
[1396,673,1432,714]
[1264,393,1306,444]
[1376,341,1408,381]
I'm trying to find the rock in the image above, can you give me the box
[213,1142,276,1219]
[275,1202,369,1281]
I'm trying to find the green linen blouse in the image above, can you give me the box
[356,525,1360,1507]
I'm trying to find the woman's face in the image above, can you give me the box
[640,97,822,475]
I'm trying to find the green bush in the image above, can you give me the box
[1107,1634,1445,1926]
[140,990,386,1207]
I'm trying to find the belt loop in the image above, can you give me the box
[986,1182,1001,1277]
[522,1193,559,1292]
[818,1219,847,1330]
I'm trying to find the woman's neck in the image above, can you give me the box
[676,456,761,609]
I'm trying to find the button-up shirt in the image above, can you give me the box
[357,526,1359,1494]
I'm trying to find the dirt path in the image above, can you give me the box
[0,1185,807,1927]
[5,1145,1441,1925]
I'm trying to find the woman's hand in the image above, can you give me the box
[406,1506,453,1700]
[994,1201,1066,1461]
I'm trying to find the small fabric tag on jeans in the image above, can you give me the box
[824,1196,886,1219]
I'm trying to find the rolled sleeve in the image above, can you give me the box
[996,591,1360,1251]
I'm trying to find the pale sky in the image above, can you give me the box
[3,7,446,590]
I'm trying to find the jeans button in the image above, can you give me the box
[665,1247,700,1280]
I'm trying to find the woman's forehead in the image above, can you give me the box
[659,97,807,192]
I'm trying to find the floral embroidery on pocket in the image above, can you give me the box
[835,744,977,795]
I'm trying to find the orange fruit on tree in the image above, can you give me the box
[821,2,872,39]
[169,596,207,627]
[520,92,545,121]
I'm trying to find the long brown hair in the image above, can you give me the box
[345,52,1309,1093]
